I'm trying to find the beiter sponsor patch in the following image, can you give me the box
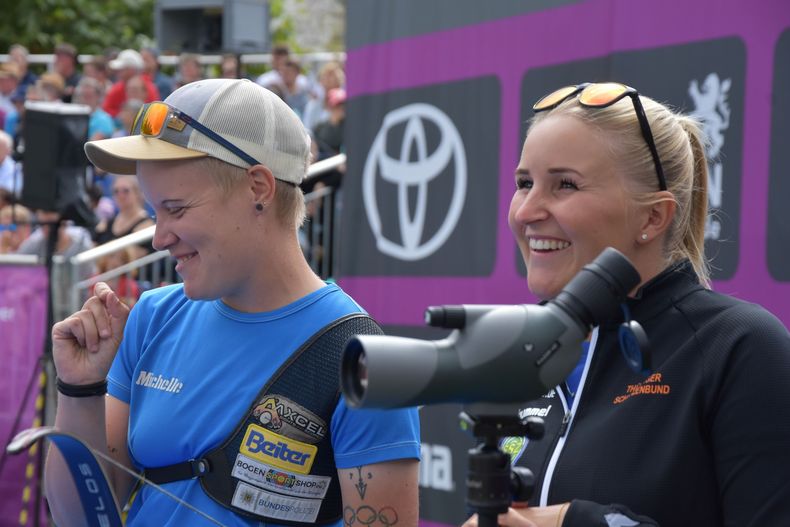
[240,423,317,475]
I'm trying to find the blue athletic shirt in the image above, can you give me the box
[108,282,421,526]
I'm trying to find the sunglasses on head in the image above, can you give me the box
[532,82,667,191]
[132,101,260,167]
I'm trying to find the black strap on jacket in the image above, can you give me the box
[143,313,384,526]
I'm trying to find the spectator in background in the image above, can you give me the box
[0,129,21,198]
[91,246,141,307]
[75,77,117,196]
[124,75,148,105]
[173,53,203,89]
[8,44,38,100]
[102,48,121,79]
[312,87,346,161]
[255,44,289,88]
[264,83,286,102]
[255,44,309,93]
[0,203,32,254]
[302,61,345,131]
[83,56,113,95]
[87,183,116,228]
[140,47,173,99]
[281,59,310,119]
[53,43,81,103]
[74,77,116,141]
[303,88,347,275]
[93,175,154,259]
[36,72,66,102]
[15,209,95,279]
[4,85,33,151]
[0,188,12,210]
[219,53,243,79]
[4,89,24,132]
[91,98,145,196]
[103,49,159,118]
[0,63,21,122]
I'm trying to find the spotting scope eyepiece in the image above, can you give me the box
[340,247,641,409]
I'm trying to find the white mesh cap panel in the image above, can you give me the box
[180,79,310,184]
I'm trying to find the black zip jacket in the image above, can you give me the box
[513,261,790,526]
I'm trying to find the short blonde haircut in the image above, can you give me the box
[203,158,306,228]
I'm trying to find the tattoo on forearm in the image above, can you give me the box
[344,505,399,526]
[350,466,373,499]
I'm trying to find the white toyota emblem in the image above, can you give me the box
[363,103,467,261]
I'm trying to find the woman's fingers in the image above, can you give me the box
[50,282,132,383]
[461,514,478,527]
[52,313,88,349]
[461,509,540,527]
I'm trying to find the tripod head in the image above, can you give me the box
[460,406,544,527]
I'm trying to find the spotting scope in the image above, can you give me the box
[340,247,641,408]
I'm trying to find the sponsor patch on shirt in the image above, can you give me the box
[500,436,527,465]
[251,394,328,443]
[240,423,317,475]
[232,453,331,499]
[232,481,322,523]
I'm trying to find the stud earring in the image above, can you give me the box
[641,233,648,240]
[255,203,264,211]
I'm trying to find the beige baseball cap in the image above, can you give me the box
[84,78,311,184]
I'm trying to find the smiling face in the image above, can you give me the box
[138,158,258,304]
[509,114,642,300]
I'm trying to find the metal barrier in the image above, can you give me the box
[40,153,346,320]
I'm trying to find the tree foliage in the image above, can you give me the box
[0,0,155,57]
[269,0,299,52]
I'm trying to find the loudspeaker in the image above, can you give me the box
[20,101,90,213]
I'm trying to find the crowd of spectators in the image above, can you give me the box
[0,42,346,281]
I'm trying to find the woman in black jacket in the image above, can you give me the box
[464,82,790,527]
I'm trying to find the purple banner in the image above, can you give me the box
[0,265,49,526]
[340,0,790,328]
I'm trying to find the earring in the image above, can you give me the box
[641,233,648,241]
[255,203,264,211]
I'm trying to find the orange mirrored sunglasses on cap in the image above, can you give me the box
[132,101,260,167]
[533,82,667,191]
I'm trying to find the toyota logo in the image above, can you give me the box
[363,103,467,261]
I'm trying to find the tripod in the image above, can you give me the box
[460,409,545,527]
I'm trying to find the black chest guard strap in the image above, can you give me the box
[143,313,384,526]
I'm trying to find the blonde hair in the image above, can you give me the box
[203,158,306,228]
[113,175,146,207]
[529,90,710,287]
[319,61,346,89]
[0,204,31,224]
